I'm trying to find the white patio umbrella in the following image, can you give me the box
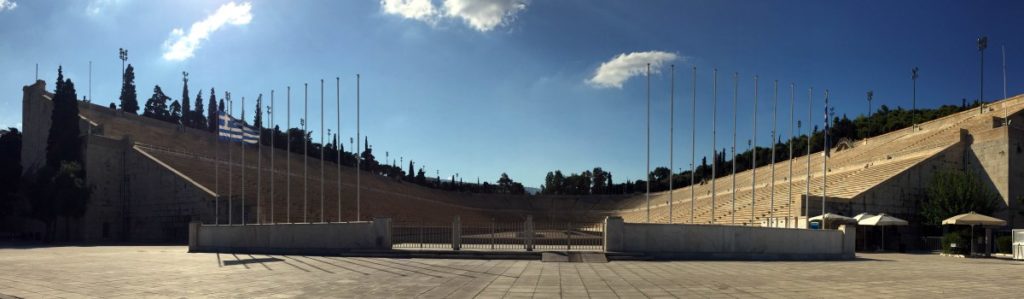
[809,213,856,229]
[942,212,1006,256]
[853,212,875,222]
[859,213,908,251]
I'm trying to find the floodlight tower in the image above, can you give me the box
[119,48,127,78]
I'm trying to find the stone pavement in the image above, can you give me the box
[0,245,1022,298]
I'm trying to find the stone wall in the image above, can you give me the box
[189,219,392,255]
[124,147,216,243]
[604,216,855,260]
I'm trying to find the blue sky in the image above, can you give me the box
[1,0,1022,188]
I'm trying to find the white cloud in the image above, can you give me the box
[381,0,438,23]
[0,0,17,12]
[380,0,528,32]
[86,0,128,16]
[443,0,527,32]
[586,51,680,89]
[161,2,252,61]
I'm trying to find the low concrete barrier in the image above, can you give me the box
[189,218,392,255]
[604,216,855,260]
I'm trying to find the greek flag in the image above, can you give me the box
[218,112,258,144]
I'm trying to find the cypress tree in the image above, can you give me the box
[119,64,139,114]
[45,66,83,169]
[181,72,191,127]
[143,85,171,122]
[253,94,263,129]
[208,88,218,132]
[194,90,206,130]
[170,100,182,124]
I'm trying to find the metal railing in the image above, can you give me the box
[391,216,604,251]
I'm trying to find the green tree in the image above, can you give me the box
[208,88,218,132]
[921,169,998,225]
[181,72,191,127]
[119,64,139,114]
[52,161,90,239]
[407,160,415,181]
[253,94,263,129]
[0,128,22,222]
[194,90,207,130]
[169,100,182,124]
[143,85,171,122]
[45,67,83,169]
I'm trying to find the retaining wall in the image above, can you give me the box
[189,218,392,255]
[604,217,855,260]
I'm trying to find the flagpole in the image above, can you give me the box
[257,94,262,225]
[357,74,362,222]
[228,95,233,225]
[215,102,220,225]
[690,66,696,224]
[241,96,246,226]
[711,68,718,224]
[270,90,275,224]
[320,79,325,223]
[822,89,830,228]
[336,77,341,223]
[806,87,812,227]
[304,83,308,223]
[751,76,758,224]
[645,63,651,224]
[731,72,738,225]
[770,80,777,227]
[788,83,795,227]
[668,64,675,224]
[287,87,291,223]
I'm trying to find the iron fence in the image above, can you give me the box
[391,216,604,251]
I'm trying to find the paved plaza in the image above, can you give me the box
[0,245,1022,298]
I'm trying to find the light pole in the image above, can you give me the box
[119,48,127,78]
[669,64,675,224]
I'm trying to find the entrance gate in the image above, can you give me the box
[391,216,604,251]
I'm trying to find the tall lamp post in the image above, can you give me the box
[119,48,127,78]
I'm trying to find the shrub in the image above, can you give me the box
[996,235,1012,254]
[941,231,969,255]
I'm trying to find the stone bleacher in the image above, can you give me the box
[615,95,1024,225]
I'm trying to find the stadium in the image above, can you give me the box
[14,79,1024,251]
